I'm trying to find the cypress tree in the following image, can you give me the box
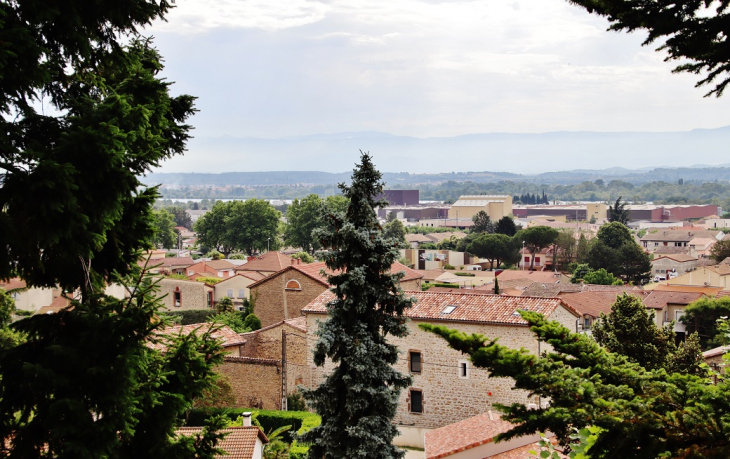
[302,152,415,459]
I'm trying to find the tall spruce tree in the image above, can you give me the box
[301,153,415,459]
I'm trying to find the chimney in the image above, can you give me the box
[291,258,295,266]
[242,412,252,427]
[297,258,301,265]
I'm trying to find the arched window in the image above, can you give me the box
[285,279,302,291]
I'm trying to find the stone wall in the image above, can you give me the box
[217,356,282,410]
[251,272,327,327]
[158,278,212,311]
[305,303,578,430]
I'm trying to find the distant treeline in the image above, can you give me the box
[158,179,730,210]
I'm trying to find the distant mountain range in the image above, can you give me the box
[143,165,730,188]
[155,126,730,176]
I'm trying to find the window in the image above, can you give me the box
[441,305,457,314]
[218,272,224,277]
[174,291,181,307]
[535,257,540,263]
[226,289,233,298]
[285,279,302,290]
[238,289,246,298]
[409,389,423,414]
[458,360,468,379]
[584,318,590,329]
[188,270,194,275]
[410,352,422,374]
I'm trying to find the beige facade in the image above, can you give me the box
[214,274,257,306]
[11,287,54,313]
[251,269,329,327]
[304,302,579,430]
[668,266,730,289]
[447,195,513,222]
[158,278,214,311]
[585,203,608,221]
[651,255,698,277]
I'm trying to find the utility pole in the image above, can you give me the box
[281,329,288,411]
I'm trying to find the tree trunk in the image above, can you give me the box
[529,251,535,271]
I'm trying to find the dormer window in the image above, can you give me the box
[441,305,457,314]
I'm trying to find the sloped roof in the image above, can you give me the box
[425,232,467,243]
[487,270,562,284]
[206,259,236,270]
[149,324,246,352]
[476,278,536,292]
[34,296,72,315]
[249,261,423,289]
[235,252,294,273]
[302,290,576,325]
[157,257,195,267]
[642,290,704,309]
[176,427,268,458]
[520,282,583,298]
[0,278,26,291]
[424,411,518,459]
[653,285,722,296]
[653,246,693,255]
[558,291,648,318]
[652,254,699,263]
[405,234,433,243]
[641,230,720,242]
[703,346,730,359]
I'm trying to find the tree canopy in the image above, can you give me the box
[301,153,414,459]
[607,197,630,225]
[568,0,730,97]
[471,211,494,234]
[152,209,177,250]
[516,226,559,270]
[588,222,651,284]
[285,194,324,255]
[195,200,281,257]
[494,216,520,236]
[467,233,519,270]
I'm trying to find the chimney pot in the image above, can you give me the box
[242,412,252,427]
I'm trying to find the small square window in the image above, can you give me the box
[458,360,468,379]
[410,352,422,374]
[227,289,233,298]
[238,289,246,298]
[410,389,423,414]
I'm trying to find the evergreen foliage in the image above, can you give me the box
[516,226,559,270]
[421,312,730,458]
[301,153,414,459]
[0,276,227,458]
[607,197,630,224]
[383,219,407,247]
[682,297,730,348]
[587,222,651,284]
[494,216,519,236]
[568,0,730,97]
[710,240,730,262]
[216,297,234,314]
[467,233,519,270]
[471,211,495,233]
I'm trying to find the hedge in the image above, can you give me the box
[453,272,475,277]
[163,309,218,325]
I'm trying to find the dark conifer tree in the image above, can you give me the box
[302,152,415,459]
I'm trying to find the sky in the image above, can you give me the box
[144,0,730,172]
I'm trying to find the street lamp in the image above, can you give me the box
[522,240,525,271]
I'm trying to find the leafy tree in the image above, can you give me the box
[301,153,414,459]
[619,242,652,284]
[285,194,324,255]
[710,240,730,262]
[576,233,590,263]
[596,222,632,249]
[467,233,519,270]
[682,297,730,348]
[0,277,227,458]
[438,235,462,251]
[568,0,730,97]
[0,290,25,350]
[291,251,315,263]
[152,209,178,249]
[421,311,730,458]
[588,222,650,283]
[471,211,494,233]
[495,216,519,236]
[195,200,281,257]
[551,230,577,271]
[386,211,397,222]
[593,294,676,371]
[214,311,249,333]
[582,268,623,286]
[516,226,559,270]
[324,195,350,215]
[167,206,194,229]
[607,197,630,224]
[216,297,234,314]
[570,263,592,283]
[383,218,407,247]
[243,314,262,331]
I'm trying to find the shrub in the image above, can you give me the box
[14,310,33,317]
[432,283,459,288]
[216,297,234,314]
[454,272,475,277]
[195,276,224,285]
[163,309,217,325]
[215,311,249,333]
[243,313,262,331]
[444,263,456,270]
[287,391,307,411]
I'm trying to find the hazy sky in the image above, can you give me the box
[144,0,730,171]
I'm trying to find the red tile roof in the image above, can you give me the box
[490,270,563,283]
[424,411,517,459]
[235,252,294,273]
[157,257,195,267]
[149,325,246,352]
[249,261,423,289]
[0,278,27,291]
[206,259,236,270]
[176,426,268,458]
[653,284,723,297]
[703,346,730,359]
[642,290,704,309]
[34,296,73,315]
[284,316,307,332]
[558,291,648,318]
[303,290,576,325]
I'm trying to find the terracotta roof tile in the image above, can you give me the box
[0,278,26,291]
[149,325,245,352]
[249,261,423,289]
[642,290,704,309]
[475,279,535,291]
[520,282,583,297]
[303,290,576,325]
[284,316,307,332]
[235,252,294,273]
[424,411,517,459]
[490,441,568,459]
[206,259,236,270]
[34,296,73,315]
[652,254,699,263]
[405,234,433,243]
[558,291,648,318]
[489,270,563,283]
[157,257,195,267]
[176,426,268,458]
[703,346,730,359]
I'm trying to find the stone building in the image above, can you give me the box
[249,261,423,327]
[302,290,580,434]
[158,278,214,311]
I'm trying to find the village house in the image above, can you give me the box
[405,233,434,248]
[424,411,558,459]
[250,261,423,327]
[185,259,237,279]
[177,421,268,459]
[559,291,649,331]
[213,273,261,307]
[668,264,730,289]
[640,230,721,252]
[150,256,195,275]
[302,290,580,443]
[158,278,214,311]
[651,254,699,278]
[643,290,705,336]
[150,324,247,356]
[234,252,295,278]
[0,278,54,313]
